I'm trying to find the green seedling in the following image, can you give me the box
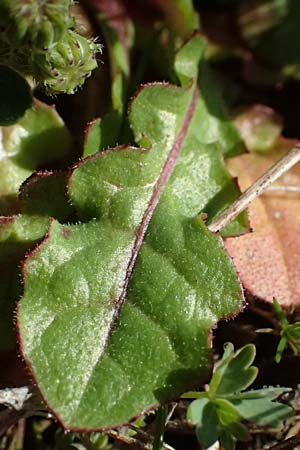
[273,298,300,363]
[184,343,292,450]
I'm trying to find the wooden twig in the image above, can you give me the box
[208,145,300,233]
[267,432,300,450]
[107,429,175,450]
[105,430,152,449]
[267,185,300,193]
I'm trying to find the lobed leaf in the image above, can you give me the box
[17,35,245,430]
[215,344,258,396]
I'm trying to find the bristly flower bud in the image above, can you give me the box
[33,30,102,94]
[0,0,102,94]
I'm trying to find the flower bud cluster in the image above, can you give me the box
[0,0,102,94]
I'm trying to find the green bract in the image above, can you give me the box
[17,35,246,430]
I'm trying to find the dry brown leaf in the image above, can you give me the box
[225,138,300,306]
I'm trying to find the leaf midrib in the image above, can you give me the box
[116,84,199,313]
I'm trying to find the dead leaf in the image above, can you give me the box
[225,137,300,306]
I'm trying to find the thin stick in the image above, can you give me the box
[208,145,300,233]
[107,430,152,449]
[267,185,300,193]
[267,432,300,450]
[107,429,175,450]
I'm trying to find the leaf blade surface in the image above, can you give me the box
[18,39,245,430]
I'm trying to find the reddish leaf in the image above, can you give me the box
[225,138,300,306]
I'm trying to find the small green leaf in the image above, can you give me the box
[0,100,72,215]
[153,407,168,450]
[187,397,210,424]
[214,398,241,426]
[174,33,206,85]
[83,112,123,157]
[227,387,291,400]
[231,389,293,427]
[195,403,219,448]
[273,298,300,362]
[188,346,291,449]
[287,323,300,339]
[273,298,288,327]
[215,344,258,395]
[275,336,288,363]
[209,342,235,396]
[0,66,32,126]
[219,429,236,450]
[164,0,199,37]
[226,422,250,442]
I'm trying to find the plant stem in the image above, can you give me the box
[208,145,300,233]
[153,406,168,450]
[10,419,26,450]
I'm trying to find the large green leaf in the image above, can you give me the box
[18,35,245,430]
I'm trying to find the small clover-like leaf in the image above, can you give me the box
[187,344,292,450]
[215,344,258,395]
